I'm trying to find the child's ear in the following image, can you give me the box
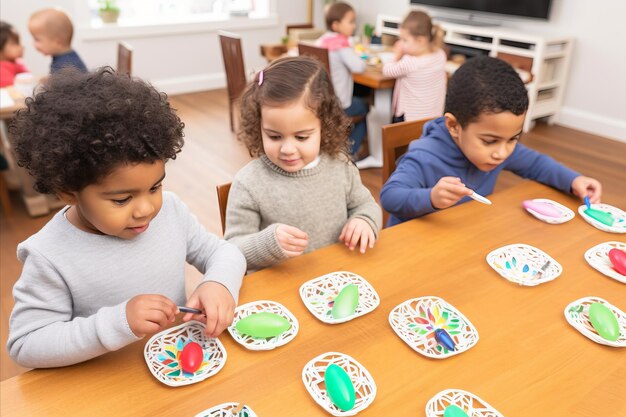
[331,20,340,33]
[57,191,77,205]
[444,112,461,140]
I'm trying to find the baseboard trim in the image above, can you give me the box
[556,107,626,143]
[152,73,226,96]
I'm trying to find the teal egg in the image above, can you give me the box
[588,303,620,341]
[235,312,291,338]
[331,284,359,319]
[324,364,355,411]
[444,405,469,417]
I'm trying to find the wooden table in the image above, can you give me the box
[2,182,625,416]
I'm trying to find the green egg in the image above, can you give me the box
[324,364,355,411]
[235,312,291,338]
[588,303,620,341]
[331,284,359,319]
[444,405,469,417]
[584,208,614,226]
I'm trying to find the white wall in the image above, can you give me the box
[342,0,626,141]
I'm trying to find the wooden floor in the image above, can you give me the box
[1,88,625,381]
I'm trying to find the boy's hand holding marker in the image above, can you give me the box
[571,176,602,204]
[431,177,477,209]
[182,281,236,338]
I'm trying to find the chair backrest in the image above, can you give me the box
[381,118,433,226]
[297,43,331,79]
[286,23,314,36]
[216,182,232,235]
[218,31,247,105]
[117,41,133,76]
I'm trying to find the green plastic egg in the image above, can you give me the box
[444,405,469,417]
[331,284,359,319]
[588,303,620,341]
[235,312,291,338]
[324,364,355,411]
[584,208,614,226]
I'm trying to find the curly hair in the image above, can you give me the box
[238,56,351,158]
[10,67,184,194]
[445,56,529,127]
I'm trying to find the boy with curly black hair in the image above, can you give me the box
[7,67,246,368]
[381,56,601,226]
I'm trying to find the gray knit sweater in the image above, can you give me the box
[7,192,246,368]
[224,154,382,270]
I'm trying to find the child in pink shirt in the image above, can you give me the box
[0,21,29,88]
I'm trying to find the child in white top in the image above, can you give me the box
[225,56,382,271]
[383,10,447,123]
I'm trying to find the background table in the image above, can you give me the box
[1,182,625,416]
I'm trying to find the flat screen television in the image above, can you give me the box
[410,1,553,20]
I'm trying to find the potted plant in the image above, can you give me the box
[99,0,120,23]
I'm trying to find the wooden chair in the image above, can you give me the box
[117,41,133,76]
[297,43,331,77]
[381,118,433,226]
[286,23,314,36]
[0,154,12,216]
[216,182,232,235]
[218,31,247,132]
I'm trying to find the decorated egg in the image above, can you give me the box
[331,284,359,319]
[584,208,614,226]
[235,312,291,338]
[434,328,456,351]
[523,200,562,218]
[179,342,203,374]
[608,248,626,275]
[324,364,356,411]
[444,404,469,417]
[588,303,620,341]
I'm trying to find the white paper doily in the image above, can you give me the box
[564,296,626,347]
[578,204,626,233]
[299,271,380,324]
[302,352,376,416]
[523,198,574,224]
[584,241,626,283]
[425,389,503,417]
[227,300,299,350]
[486,244,562,286]
[389,297,479,359]
[195,403,258,417]
[144,321,227,387]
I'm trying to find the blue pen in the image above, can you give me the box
[178,306,203,314]
[584,196,591,209]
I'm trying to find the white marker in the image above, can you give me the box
[469,191,492,205]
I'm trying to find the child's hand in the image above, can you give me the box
[430,177,474,209]
[393,40,404,60]
[571,176,602,203]
[183,282,235,338]
[339,218,376,253]
[276,224,309,257]
[126,294,177,338]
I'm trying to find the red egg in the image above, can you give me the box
[179,342,203,374]
[608,248,626,275]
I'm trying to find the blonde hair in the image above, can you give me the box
[30,8,74,46]
[401,10,444,48]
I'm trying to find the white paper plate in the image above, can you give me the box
[227,300,299,351]
[302,352,376,416]
[299,271,380,324]
[195,403,257,417]
[523,198,574,224]
[144,321,227,387]
[578,203,626,233]
[486,243,562,286]
[584,241,626,283]
[389,297,479,359]
[425,389,503,417]
[564,296,626,347]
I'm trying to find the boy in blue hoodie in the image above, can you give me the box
[380,56,601,226]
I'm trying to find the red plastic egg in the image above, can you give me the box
[608,248,626,275]
[179,342,203,373]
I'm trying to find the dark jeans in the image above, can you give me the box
[344,96,369,156]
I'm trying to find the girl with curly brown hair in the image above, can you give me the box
[225,56,381,271]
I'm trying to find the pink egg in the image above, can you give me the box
[180,342,203,374]
[522,200,562,218]
[608,248,626,275]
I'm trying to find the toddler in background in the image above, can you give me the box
[7,67,246,368]
[0,21,29,87]
[28,8,87,74]
[381,56,601,226]
[317,2,368,157]
[383,10,447,123]
[225,56,381,271]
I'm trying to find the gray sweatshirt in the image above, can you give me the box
[224,154,382,271]
[7,192,246,368]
